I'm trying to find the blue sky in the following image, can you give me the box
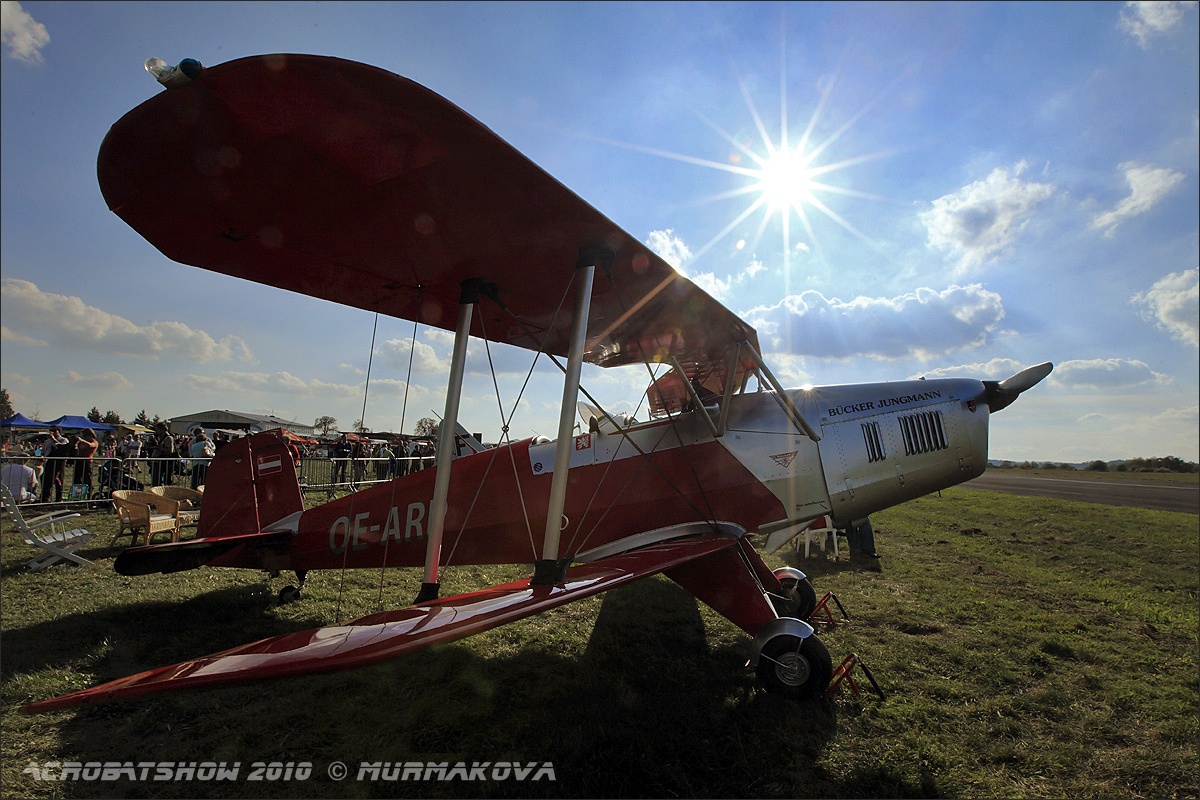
[2,1,1197,463]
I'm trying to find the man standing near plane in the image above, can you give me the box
[331,434,352,485]
[39,426,69,503]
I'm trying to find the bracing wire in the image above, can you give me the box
[359,309,380,435]
[398,287,423,438]
[491,286,719,556]
[377,287,423,610]
[336,307,380,622]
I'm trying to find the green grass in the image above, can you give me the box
[2,487,1197,799]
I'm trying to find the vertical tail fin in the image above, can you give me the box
[197,433,304,539]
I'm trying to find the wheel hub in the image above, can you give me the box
[775,650,811,686]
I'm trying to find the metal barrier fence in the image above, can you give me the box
[0,453,436,512]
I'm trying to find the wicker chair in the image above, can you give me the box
[111,489,181,546]
[148,485,202,528]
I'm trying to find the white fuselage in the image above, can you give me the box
[722,377,990,530]
[527,376,993,541]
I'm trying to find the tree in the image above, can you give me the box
[87,407,102,423]
[314,415,338,435]
[102,410,124,425]
[1085,460,1108,472]
[353,419,370,434]
[133,409,153,426]
[0,388,13,420]
[414,417,438,437]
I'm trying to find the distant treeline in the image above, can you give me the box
[993,456,1198,474]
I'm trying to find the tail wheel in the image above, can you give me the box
[777,576,818,620]
[756,633,833,700]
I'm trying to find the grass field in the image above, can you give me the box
[2,480,1196,799]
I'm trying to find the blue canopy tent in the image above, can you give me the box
[2,413,51,447]
[1,413,51,429]
[44,415,116,432]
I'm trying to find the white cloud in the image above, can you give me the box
[916,357,1031,382]
[0,279,254,363]
[644,229,693,271]
[62,370,134,391]
[1132,268,1199,347]
[742,284,1006,360]
[0,0,48,65]
[1051,358,1170,390]
[646,229,770,302]
[1,324,46,346]
[920,161,1056,274]
[1091,162,1186,236]
[376,336,449,375]
[178,370,362,398]
[690,271,733,300]
[1119,1,1197,48]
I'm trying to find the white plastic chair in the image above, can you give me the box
[802,515,839,559]
[1,484,95,570]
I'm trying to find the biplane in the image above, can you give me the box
[22,54,1051,713]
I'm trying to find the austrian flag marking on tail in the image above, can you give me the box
[257,455,283,475]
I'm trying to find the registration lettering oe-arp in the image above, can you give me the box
[329,502,427,553]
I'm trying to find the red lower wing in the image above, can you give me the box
[22,534,739,713]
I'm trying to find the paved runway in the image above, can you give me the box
[964,471,1199,514]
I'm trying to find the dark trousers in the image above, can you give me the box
[72,459,92,488]
[151,458,173,486]
[41,458,65,502]
[845,518,878,558]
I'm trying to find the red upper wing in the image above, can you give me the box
[98,54,759,384]
[22,533,738,713]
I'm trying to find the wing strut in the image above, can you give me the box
[743,341,821,442]
[716,343,741,437]
[668,354,720,438]
[416,279,487,603]
[532,246,607,584]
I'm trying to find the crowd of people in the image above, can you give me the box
[0,423,230,503]
[327,433,434,486]
[1,425,437,504]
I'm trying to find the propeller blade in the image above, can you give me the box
[984,362,1053,412]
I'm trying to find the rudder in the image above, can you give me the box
[197,433,304,539]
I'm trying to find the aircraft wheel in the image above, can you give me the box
[777,575,818,620]
[756,633,832,701]
[278,585,301,604]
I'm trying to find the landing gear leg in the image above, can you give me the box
[279,570,308,604]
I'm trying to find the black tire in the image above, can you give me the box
[756,633,833,700]
[777,576,818,620]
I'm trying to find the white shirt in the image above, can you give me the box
[1,463,38,502]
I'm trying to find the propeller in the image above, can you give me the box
[983,362,1053,412]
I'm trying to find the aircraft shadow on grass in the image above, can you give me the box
[6,575,878,798]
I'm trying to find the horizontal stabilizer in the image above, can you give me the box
[23,533,738,713]
[113,531,292,576]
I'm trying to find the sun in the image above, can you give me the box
[589,60,896,280]
[756,145,817,213]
